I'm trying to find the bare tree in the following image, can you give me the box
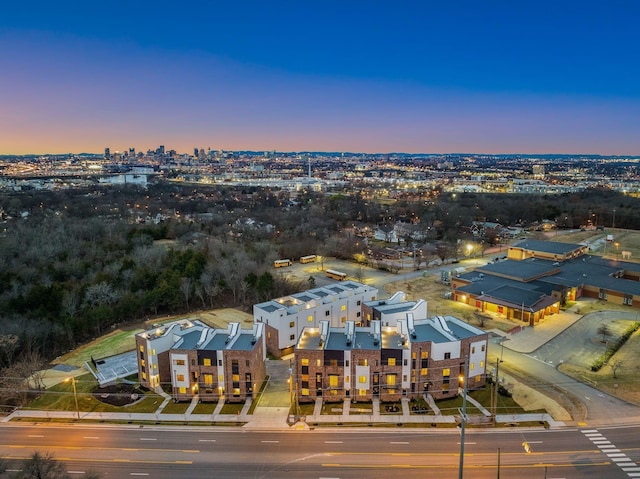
[597,324,611,343]
[180,277,192,309]
[610,359,624,379]
[16,451,103,479]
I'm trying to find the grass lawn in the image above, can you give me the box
[192,402,217,414]
[160,400,191,414]
[220,402,244,415]
[52,329,142,367]
[26,373,163,414]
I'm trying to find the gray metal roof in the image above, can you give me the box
[412,323,451,343]
[511,239,584,255]
[172,329,201,350]
[230,333,257,351]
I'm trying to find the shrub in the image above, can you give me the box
[591,322,639,371]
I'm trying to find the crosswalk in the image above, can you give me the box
[582,429,640,477]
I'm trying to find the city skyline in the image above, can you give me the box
[2,1,640,156]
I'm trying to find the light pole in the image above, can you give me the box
[458,356,469,479]
[66,377,80,419]
[499,337,510,362]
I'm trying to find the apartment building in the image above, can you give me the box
[253,281,378,357]
[135,319,266,403]
[294,314,487,403]
[361,291,427,327]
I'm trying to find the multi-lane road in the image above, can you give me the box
[1,423,639,478]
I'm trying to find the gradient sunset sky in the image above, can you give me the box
[2,1,639,155]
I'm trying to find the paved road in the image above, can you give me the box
[2,423,639,478]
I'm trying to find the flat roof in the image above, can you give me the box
[511,239,584,255]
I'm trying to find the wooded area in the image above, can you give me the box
[1,181,639,407]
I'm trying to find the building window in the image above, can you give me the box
[316,359,322,366]
[204,374,213,386]
[308,315,313,322]
[359,375,367,383]
[175,359,185,366]
[177,374,185,381]
[203,358,211,366]
[325,310,330,316]
[357,300,361,305]
[345,360,349,367]
[219,374,224,381]
[341,316,346,323]
[623,295,633,305]
[480,361,484,368]
[387,374,396,386]
[219,360,222,366]
[139,345,144,352]
[302,366,309,374]
[290,334,295,341]
[359,389,366,396]
[179,387,186,394]
[481,345,485,352]
[442,368,450,377]
[329,375,339,387]
[388,358,396,366]
[233,388,241,396]
[421,368,427,376]
[233,374,240,382]
[356,312,361,317]
[289,321,295,328]
[421,351,428,359]
[341,305,346,311]
[301,358,309,366]
[301,388,310,396]
[358,359,368,366]
[471,347,475,354]
[142,372,146,380]
[246,360,250,367]
[475,376,481,383]
[599,289,608,300]
[151,349,156,355]
[411,351,416,360]
[444,352,451,360]
[470,363,475,370]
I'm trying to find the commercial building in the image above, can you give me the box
[135,319,266,403]
[294,314,487,403]
[452,239,640,325]
[253,281,378,357]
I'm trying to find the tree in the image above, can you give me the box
[610,359,624,379]
[14,451,102,479]
[597,324,611,343]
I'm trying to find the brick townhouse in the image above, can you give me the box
[135,319,266,403]
[294,314,488,404]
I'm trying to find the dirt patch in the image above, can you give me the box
[93,383,145,407]
[502,373,572,421]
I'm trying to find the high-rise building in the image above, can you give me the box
[104,147,111,160]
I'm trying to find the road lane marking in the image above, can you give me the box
[67,472,85,474]
[325,441,343,444]
[83,437,99,440]
[198,439,216,442]
[261,440,279,443]
[390,441,409,444]
[130,474,150,476]
[28,435,44,438]
[139,438,157,441]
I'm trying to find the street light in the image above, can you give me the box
[65,377,80,419]
[458,356,469,479]
[499,337,510,362]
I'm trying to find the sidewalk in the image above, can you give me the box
[3,397,565,430]
[487,302,583,354]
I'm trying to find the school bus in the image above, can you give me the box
[325,269,347,281]
[274,259,293,268]
[299,255,317,264]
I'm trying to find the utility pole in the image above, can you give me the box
[458,356,469,479]
[492,359,500,424]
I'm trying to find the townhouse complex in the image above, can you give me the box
[253,281,379,357]
[453,239,640,326]
[135,319,266,403]
[294,315,488,403]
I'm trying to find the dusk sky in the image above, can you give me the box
[2,1,640,155]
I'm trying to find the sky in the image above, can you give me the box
[1,1,640,155]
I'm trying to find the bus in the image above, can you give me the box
[299,255,317,264]
[273,259,292,268]
[326,269,347,281]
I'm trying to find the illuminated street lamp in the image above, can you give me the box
[65,377,80,419]
[465,244,472,258]
[615,242,620,260]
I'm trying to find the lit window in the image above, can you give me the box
[341,305,346,311]
[329,375,339,387]
[204,374,213,386]
[387,374,396,385]
[358,359,368,366]
[139,345,144,352]
[289,321,295,328]
[219,374,224,381]
[233,374,240,381]
[359,375,367,383]
[233,388,241,396]
[308,315,313,322]
[470,363,475,370]
[421,351,428,359]
[316,359,322,366]
[203,358,211,366]
[388,358,396,366]
[142,372,147,380]
[420,368,428,376]
[472,347,475,354]
[179,387,186,394]
[176,359,185,366]
[442,368,450,377]
[301,358,309,366]
[177,374,184,381]
[481,345,485,352]
[152,349,156,355]
[153,364,157,370]
[480,361,484,368]
[359,389,367,396]
[301,388,309,396]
